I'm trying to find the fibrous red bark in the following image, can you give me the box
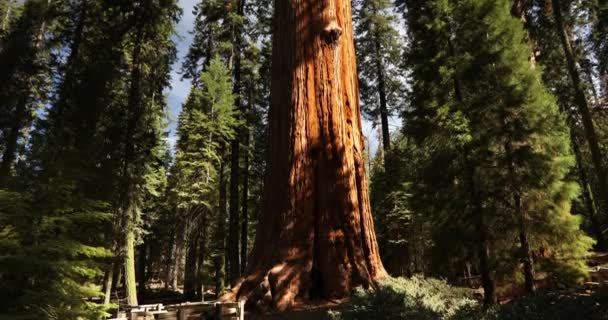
[223,0,387,311]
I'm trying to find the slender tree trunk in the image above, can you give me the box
[456,65,496,304]
[501,109,536,294]
[119,2,146,305]
[228,0,247,285]
[373,34,390,154]
[137,243,148,295]
[165,228,175,290]
[184,223,200,300]
[44,0,87,171]
[112,259,123,291]
[0,94,25,187]
[505,145,535,294]
[102,262,115,305]
[517,216,535,293]
[228,131,241,284]
[240,128,250,275]
[215,144,228,298]
[552,0,608,211]
[196,211,208,300]
[169,220,185,290]
[571,133,604,249]
[124,226,138,305]
[465,152,497,306]
[224,0,387,310]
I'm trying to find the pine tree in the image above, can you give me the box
[0,3,121,316]
[353,0,405,270]
[0,0,51,187]
[354,0,404,154]
[549,0,608,218]
[514,0,607,248]
[401,0,594,305]
[591,0,607,94]
[228,0,247,285]
[172,56,238,298]
[114,0,180,306]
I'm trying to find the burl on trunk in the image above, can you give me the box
[224,0,387,310]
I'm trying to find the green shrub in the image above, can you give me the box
[329,276,478,320]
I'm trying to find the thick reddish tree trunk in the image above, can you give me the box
[224,0,386,310]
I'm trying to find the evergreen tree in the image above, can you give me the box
[513,0,607,248]
[591,0,607,94]
[549,0,608,219]
[354,0,406,272]
[0,0,52,187]
[354,0,405,154]
[114,0,180,306]
[0,0,18,39]
[401,0,593,305]
[171,56,238,298]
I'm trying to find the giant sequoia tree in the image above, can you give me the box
[225,0,386,310]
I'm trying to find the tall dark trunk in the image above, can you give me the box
[223,0,387,310]
[119,2,146,305]
[455,59,496,304]
[137,243,148,295]
[505,142,535,294]
[184,225,200,300]
[500,105,536,294]
[0,94,25,187]
[215,144,228,298]
[552,0,608,212]
[45,0,87,171]
[517,216,535,294]
[196,211,208,300]
[228,0,247,285]
[571,133,604,249]
[240,127,250,275]
[170,227,185,290]
[464,151,497,306]
[164,227,175,290]
[228,143,240,285]
[0,0,59,186]
[373,34,390,154]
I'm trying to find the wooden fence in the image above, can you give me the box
[109,301,245,320]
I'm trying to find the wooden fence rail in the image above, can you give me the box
[109,301,245,320]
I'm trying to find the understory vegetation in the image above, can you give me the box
[329,277,608,320]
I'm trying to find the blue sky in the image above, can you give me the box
[165,0,197,149]
[166,0,387,155]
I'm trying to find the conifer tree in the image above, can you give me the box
[0,2,122,317]
[0,0,51,187]
[0,0,17,38]
[354,0,405,271]
[114,0,180,306]
[354,0,404,154]
[591,0,607,94]
[172,56,238,298]
[512,0,607,248]
[549,0,608,216]
[402,0,594,305]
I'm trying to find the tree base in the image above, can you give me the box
[222,258,386,311]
